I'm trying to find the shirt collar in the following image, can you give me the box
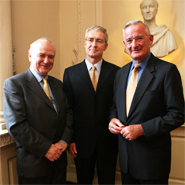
[85,58,103,73]
[131,53,151,70]
[30,67,48,83]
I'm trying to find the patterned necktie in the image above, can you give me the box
[43,78,53,103]
[126,64,140,116]
[90,65,98,91]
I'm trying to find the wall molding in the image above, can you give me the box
[0,132,15,148]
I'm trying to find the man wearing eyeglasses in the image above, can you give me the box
[108,20,184,184]
[63,25,119,184]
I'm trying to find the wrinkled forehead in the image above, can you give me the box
[124,23,146,36]
[30,40,55,55]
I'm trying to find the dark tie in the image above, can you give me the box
[126,64,140,116]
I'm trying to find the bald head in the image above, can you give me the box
[29,38,56,56]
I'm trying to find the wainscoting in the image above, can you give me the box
[0,125,184,185]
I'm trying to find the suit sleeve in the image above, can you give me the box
[109,73,118,120]
[3,78,51,158]
[59,81,73,145]
[142,64,184,142]
[63,69,74,109]
[63,69,75,142]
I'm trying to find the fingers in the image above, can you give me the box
[55,141,68,153]
[68,143,77,158]
[45,144,63,162]
[121,124,144,141]
[68,150,77,158]
[109,118,124,134]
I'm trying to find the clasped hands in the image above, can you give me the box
[45,141,67,162]
[108,118,144,141]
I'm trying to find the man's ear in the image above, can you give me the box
[104,43,108,51]
[149,34,154,46]
[28,52,32,62]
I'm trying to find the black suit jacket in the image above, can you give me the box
[3,69,73,178]
[63,60,119,158]
[110,54,184,180]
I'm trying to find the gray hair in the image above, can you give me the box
[85,25,108,43]
[123,20,151,41]
[140,0,159,9]
[29,37,56,55]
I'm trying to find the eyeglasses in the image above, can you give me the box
[85,38,105,44]
[125,35,146,44]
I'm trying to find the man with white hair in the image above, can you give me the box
[109,20,184,184]
[4,38,73,184]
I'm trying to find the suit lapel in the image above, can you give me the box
[128,54,155,118]
[48,77,59,112]
[25,69,54,110]
[96,60,111,94]
[121,63,132,121]
[77,61,95,91]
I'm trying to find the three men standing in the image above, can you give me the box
[3,22,184,185]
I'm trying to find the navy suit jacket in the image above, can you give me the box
[110,53,184,179]
[63,60,119,158]
[3,69,73,178]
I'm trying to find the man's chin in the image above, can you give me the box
[39,70,50,77]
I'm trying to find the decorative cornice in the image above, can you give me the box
[0,111,4,123]
[0,132,15,148]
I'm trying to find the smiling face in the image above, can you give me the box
[140,0,158,21]
[28,39,55,77]
[84,30,108,64]
[123,23,153,63]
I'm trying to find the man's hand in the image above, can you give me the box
[55,141,68,153]
[121,124,144,141]
[68,143,77,158]
[108,118,125,134]
[45,144,62,162]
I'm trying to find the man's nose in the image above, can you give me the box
[92,40,97,46]
[131,39,138,47]
[44,56,49,63]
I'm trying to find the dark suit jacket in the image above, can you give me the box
[110,53,184,180]
[3,68,73,178]
[63,60,119,158]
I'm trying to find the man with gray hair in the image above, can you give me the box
[4,38,73,184]
[63,25,119,184]
[109,20,184,184]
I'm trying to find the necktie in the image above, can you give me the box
[90,65,98,91]
[43,78,53,103]
[126,64,140,116]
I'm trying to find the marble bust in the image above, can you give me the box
[140,0,178,58]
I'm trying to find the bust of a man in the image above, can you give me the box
[140,0,177,58]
